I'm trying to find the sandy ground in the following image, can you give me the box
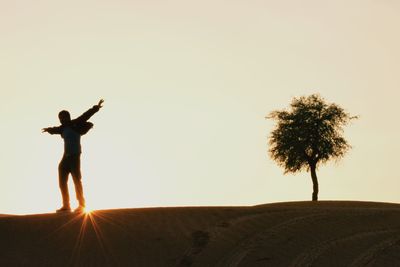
[1,201,400,266]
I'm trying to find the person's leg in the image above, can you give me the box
[58,157,70,209]
[71,154,85,208]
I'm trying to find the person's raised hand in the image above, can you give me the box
[97,99,104,109]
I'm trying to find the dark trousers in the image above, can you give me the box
[58,154,85,207]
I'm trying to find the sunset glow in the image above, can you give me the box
[1,1,400,215]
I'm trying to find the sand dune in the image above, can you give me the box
[1,201,400,266]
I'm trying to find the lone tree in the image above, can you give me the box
[267,94,357,201]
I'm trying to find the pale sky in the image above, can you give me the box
[1,0,400,214]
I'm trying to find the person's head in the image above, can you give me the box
[58,110,71,125]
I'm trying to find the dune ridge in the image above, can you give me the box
[1,201,400,266]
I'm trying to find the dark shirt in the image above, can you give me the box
[46,105,99,156]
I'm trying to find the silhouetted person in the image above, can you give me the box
[42,99,104,213]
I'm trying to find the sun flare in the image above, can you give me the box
[83,207,93,215]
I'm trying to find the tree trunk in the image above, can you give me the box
[310,163,319,201]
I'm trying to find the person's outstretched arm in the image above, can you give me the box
[42,126,62,135]
[75,99,104,123]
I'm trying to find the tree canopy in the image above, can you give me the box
[267,94,357,200]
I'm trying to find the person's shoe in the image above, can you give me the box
[74,206,86,213]
[56,206,71,213]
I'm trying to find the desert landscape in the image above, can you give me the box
[1,201,400,266]
[3,1,400,266]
